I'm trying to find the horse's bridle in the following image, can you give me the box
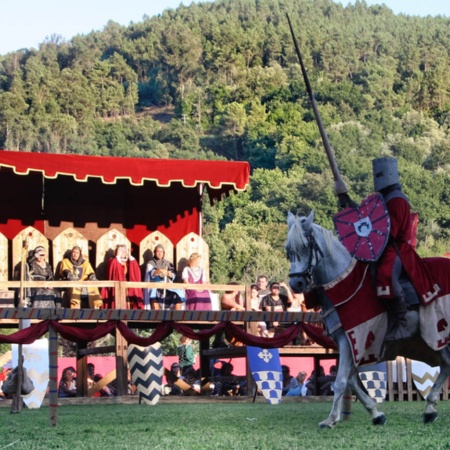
[288,231,324,286]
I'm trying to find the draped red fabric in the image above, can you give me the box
[0,320,337,350]
[50,321,117,342]
[0,321,49,344]
[302,323,338,349]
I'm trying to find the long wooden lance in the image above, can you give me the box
[286,13,348,197]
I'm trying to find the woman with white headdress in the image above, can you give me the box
[25,246,61,308]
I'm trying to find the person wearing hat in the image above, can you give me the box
[371,157,437,341]
[259,281,293,336]
[59,246,102,309]
[21,246,61,308]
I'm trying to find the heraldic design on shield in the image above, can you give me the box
[333,193,390,262]
[247,346,283,404]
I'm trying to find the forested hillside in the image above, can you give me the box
[1,0,450,283]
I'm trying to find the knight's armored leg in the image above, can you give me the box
[383,295,410,341]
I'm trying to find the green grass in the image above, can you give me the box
[2,400,450,449]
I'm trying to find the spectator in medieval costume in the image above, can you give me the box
[370,157,436,341]
[23,246,61,308]
[101,244,143,309]
[144,244,183,310]
[182,253,211,310]
[59,246,102,309]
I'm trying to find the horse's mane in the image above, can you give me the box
[288,216,336,256]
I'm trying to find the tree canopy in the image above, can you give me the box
[1,0,450,283]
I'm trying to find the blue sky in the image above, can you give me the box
[1,0,449,55]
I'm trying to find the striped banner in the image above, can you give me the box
[0,307,321,323]
[128,343,163,405]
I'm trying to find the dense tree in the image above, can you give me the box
[1,0,450,281]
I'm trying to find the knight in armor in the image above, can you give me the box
[372,157,412,341]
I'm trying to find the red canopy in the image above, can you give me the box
[0,150,250,256]
[0,150,249,192]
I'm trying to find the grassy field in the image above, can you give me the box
[1,398,450,449]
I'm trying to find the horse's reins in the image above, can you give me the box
[288,231,324,285]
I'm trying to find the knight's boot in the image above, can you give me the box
[384,296,411,341]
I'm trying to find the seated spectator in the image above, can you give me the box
[260,282,293,336]
[319,365,338,396]
[220,282,245,311]
[165,362,183,396]
[286,371,308,396]
[305,366,326,396]
[213,362,246,396]
[58,367,77,398]
[92,373,115,397]
[59,246,102,309]
[184,367,201,393]
[101,244,143,309]
[281,365,298,396]
[182,253,211,310]
[0,363,12,400]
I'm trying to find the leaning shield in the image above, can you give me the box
[333,193,390,262]
[411,360,440,400]
[247,346,282,404]
[358,362,387,403]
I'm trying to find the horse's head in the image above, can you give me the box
[286,210,320,293]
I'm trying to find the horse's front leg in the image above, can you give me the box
[424,364,450,424]
[347,372,386,425]
[319,336,353,429]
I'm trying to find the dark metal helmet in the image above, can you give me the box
[372,157,399,192]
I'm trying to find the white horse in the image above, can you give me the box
[286,210,450,428]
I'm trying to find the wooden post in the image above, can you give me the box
[342,389,352,421]
[48,326,58,427]
[76,341,88,397]
[115,281,128,396]
[244,284,256,398]
[11,238,30,414]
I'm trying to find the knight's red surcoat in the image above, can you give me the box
[376,194,438,304]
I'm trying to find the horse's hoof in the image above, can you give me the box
[372,414,386,426]
[319,421,335,429]
[424,412,438,424]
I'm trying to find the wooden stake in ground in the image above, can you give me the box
[48,326,59,427]
[11,237,30,414]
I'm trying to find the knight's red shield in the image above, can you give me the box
[333,193,390,262]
